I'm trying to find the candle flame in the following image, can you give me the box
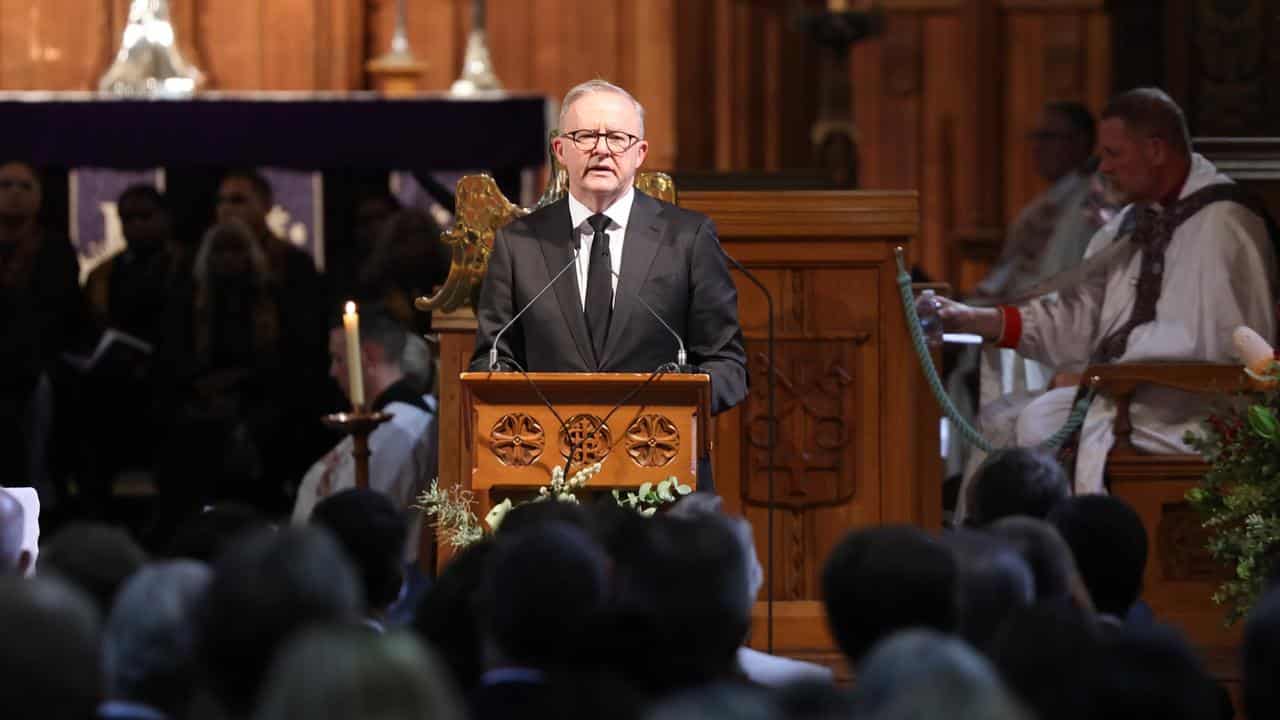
[345,301,356,315]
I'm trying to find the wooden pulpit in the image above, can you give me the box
[461,372,710,518]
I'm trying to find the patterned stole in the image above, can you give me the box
[1057,183,1279,470]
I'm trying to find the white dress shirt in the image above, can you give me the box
[567,188,634,309]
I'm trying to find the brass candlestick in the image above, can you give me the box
[450,0,504,96]
[321,409,394,489]
[367,0,426,96]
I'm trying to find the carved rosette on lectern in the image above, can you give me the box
[462,372,710,519]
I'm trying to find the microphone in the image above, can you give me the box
[489,238,582,371]
[610,268,700,373]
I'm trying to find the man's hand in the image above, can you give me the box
[934,296,1005,342]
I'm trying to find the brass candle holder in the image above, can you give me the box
[321,408,394,489]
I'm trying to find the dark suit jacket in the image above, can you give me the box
[470,191,747,415]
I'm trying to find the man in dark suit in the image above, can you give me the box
[470,80,747,416]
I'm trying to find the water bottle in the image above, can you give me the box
[915,289,944,350]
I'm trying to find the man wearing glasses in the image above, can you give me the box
[470,79,747,419]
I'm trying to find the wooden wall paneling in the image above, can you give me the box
[1001,9,1045,227]
[713,0,735,170]
[199,0,264,89]
[261,0,318,89]
[920,12,962,283]
[0,0,115,89]
[675,0,715,170]
[622,0,677,171]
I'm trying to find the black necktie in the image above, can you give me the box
[584,213,613,367]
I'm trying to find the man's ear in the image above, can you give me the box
[1145,136,1168,167]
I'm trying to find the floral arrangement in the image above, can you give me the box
[415,462,692,549]
[1184,326,1280,623]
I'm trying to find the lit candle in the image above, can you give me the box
[343,301,365,409]
[828,0,848,11]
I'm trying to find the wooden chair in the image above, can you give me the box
[1086,361,1250,699]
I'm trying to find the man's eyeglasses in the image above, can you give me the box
[562,130,641,154]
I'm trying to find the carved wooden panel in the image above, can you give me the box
[489,413,544,467]
[1158,501,1231,583]
[624,414,680,468]
[558,414,611,466]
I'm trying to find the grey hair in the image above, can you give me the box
[192,219,270,286]
[854,630,1032,720]
[668,493,764,603]
[0,490,24,575]
[102,560,212,702]
[558,79,645,137]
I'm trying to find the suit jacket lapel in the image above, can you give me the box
[602,191,666,366]
[536,200,595,369]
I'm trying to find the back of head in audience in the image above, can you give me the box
[1048,494,1148,618]
[943,530,1035,653]
[0,488,31,576]
[253,626,464,720]
[987,516,1091,610]
[1087,624,1222,720]
[854,629,1030,720]
[607,513,754,691]
[495,496,589,537]
[668,492,764,605]
[311,488,407,616]
[103,560,212,716]
[39,522,147,616]
[989,602,1100,720]
[821,525,957,666]
[166,502,270,563]
[412,538,497,692]
[643,682,779,720]
[966,448,1069,527]
[0,576,101,720]
[482,521,608,670]
[198,526,363,717]
[1244,588,1280,720]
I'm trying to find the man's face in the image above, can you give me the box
[1029,111,1088,182]
[216,177,269,232]
[1098,118,1159,205]
[0,163,40,222]
[553,91,648,207]
[118,195,171,252]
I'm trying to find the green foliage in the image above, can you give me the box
[1186,389,1280,624]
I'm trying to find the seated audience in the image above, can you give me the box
[100,560,212,720]
[310,488,407,631]
[164,502,270,563]
[644,683,779,720]
[603,513,755,696]
[39,522,147,617]
[668,492,833,687]
[196,526,363,719]
[412,539,497,693]
[942,530,1035,653]
[0,575,102,720]
[358,207,449,336]
[0,160,90,492]
[153,221,313,516]
[988,516,1093,611]
[0,488,32,576]
[472,523,610,719]
[821,525,957,666]
[1048,494,1149,623]
[962,447,1070,527]
[989,603,1102,720]
[292,305,437,562]
[1088,624,1225,720]
[1244,588,1280,720]
[253,626,464,720]
[853,629,1031,720]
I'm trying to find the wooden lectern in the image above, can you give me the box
[461,371,711,518]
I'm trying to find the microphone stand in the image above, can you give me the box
[717,245,776,654]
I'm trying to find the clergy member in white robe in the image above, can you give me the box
[940,88,1277,502]
[292,309,437,562]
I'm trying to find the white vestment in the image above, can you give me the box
[292,395,438,561]
[986,154,1276,495]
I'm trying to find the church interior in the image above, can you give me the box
[2,1,1279,719]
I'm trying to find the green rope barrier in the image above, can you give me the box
[894,247,1093,454]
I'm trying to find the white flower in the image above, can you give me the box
[485,497,514,531]
[640,507,657,517]
[657,480,674,502]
